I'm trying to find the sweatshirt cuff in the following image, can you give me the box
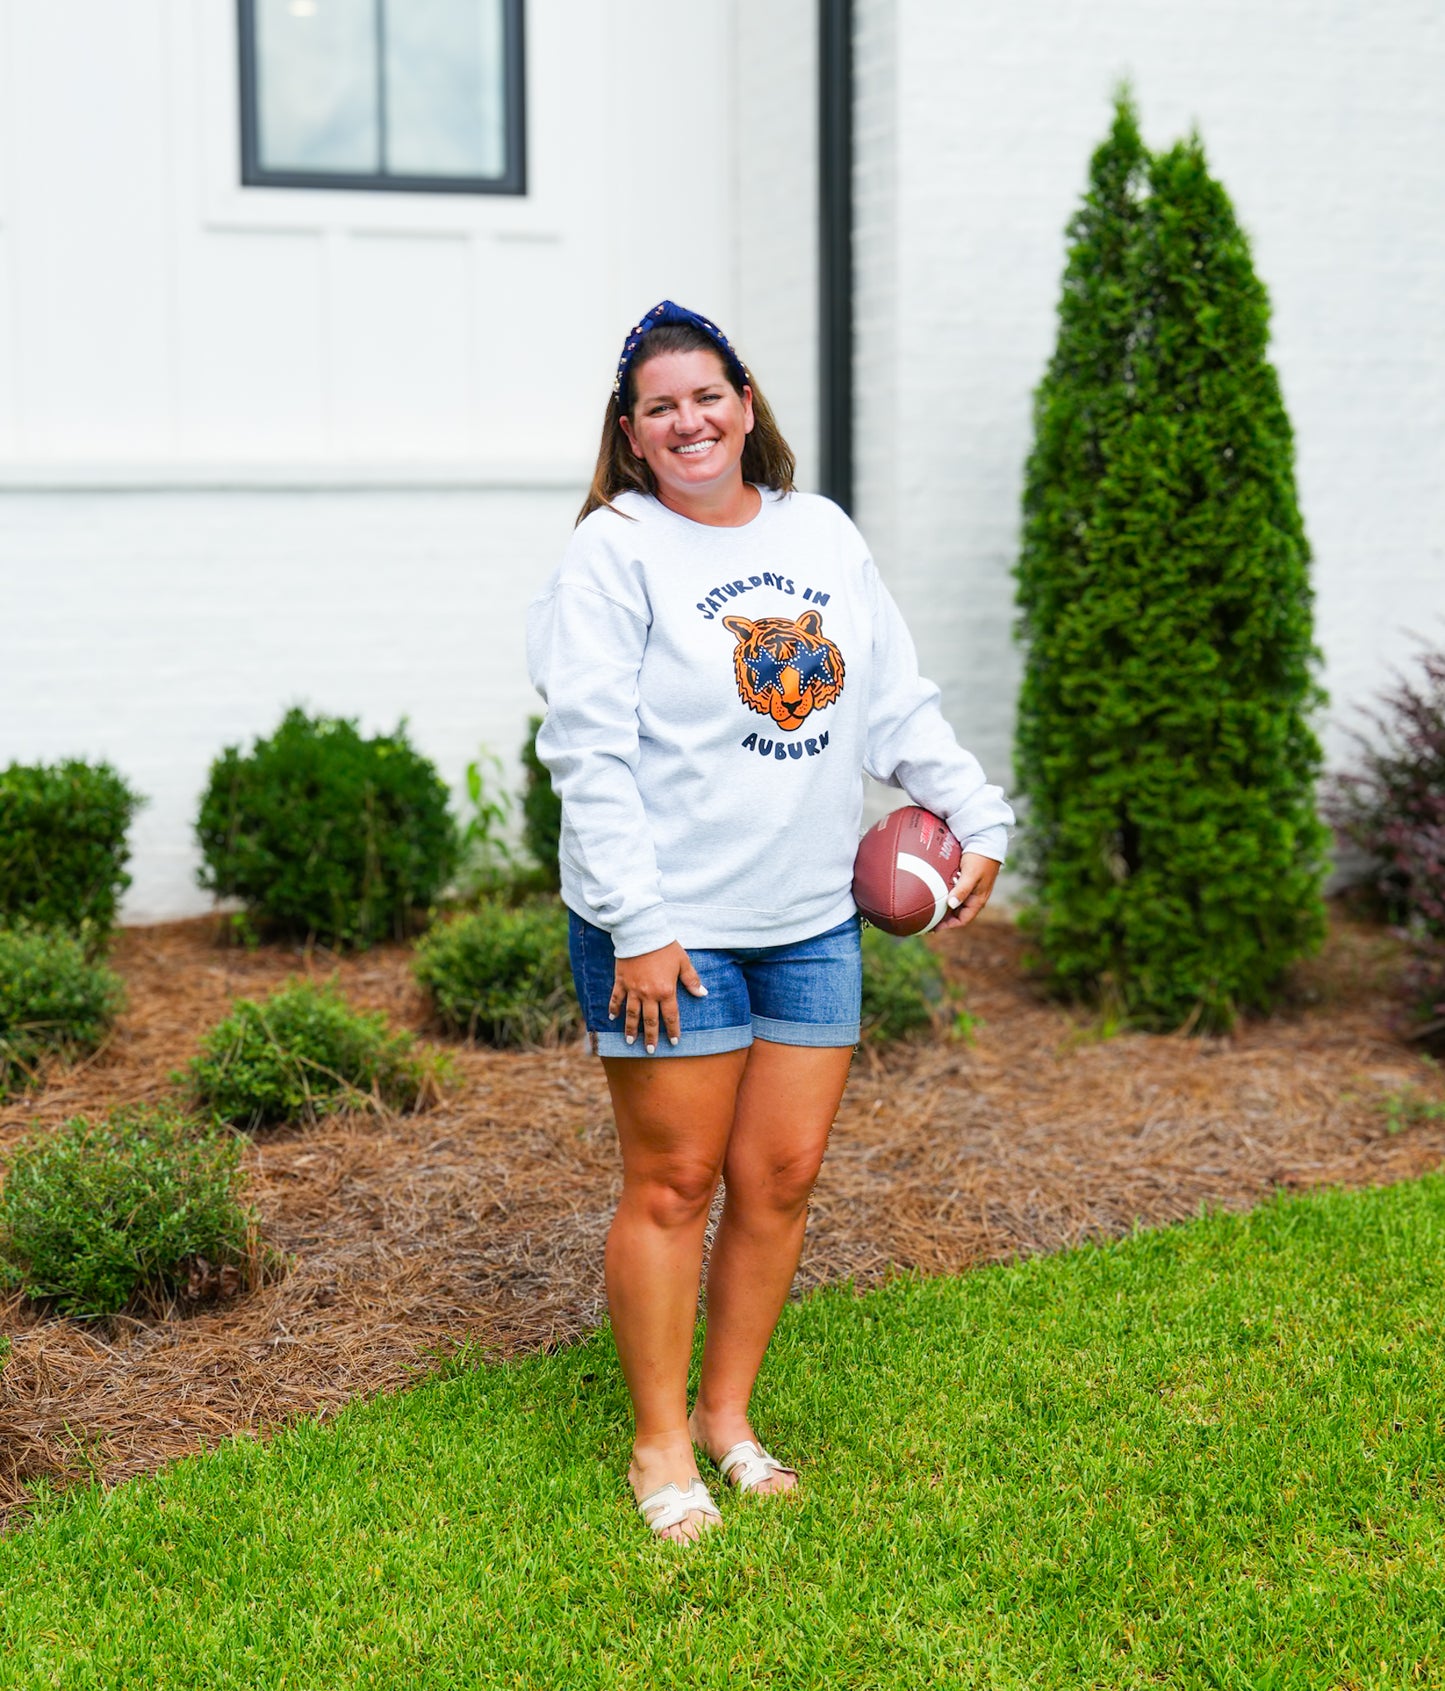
[954,823,1009,865]
[611,905,678,959]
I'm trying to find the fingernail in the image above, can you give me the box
[669,1036,679,1046]
[947,894,960,909]
[697,985,709,996]
[625,1034,635,1045]
[646,1043,656,1054]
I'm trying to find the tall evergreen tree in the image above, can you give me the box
[1014,95,1329,1031]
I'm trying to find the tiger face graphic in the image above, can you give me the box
[722,609,845,732]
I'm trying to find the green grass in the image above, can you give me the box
[3,1177,1445,1688]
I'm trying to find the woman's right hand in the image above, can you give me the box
[609,942,708,1053]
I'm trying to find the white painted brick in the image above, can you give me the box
[855,0,1445,838]
[0,489,576,922]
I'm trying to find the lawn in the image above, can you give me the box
[3,1173,1443,1689]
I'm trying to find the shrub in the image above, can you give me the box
[183,977,444,1130]
[1327,646,1445,1047]
[1013,91,1328,1032]
[196,708,459,950]
[0,925,125,1102]
[521,715,562,891]
[0,760,143,940]
[0,1106,264,1320]
[860,925,952,1044]
[414,899,577,1047]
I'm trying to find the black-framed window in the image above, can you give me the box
[238,0,525,195]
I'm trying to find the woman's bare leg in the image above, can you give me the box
[602,1047,749,1540]
[689,1039,854,1493]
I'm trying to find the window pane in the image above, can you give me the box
[255,0,379,174]
[384,0,507,179]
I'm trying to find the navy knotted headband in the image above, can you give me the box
[612,300,750,413]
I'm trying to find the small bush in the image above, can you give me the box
[0,760,144,940]
[1327,646,1445,1047]
[183,977,445,1131]
[521,716,562,891]
[860,925,952,1044]
[0,925,125,1102]
[414,899,577,1047]
[0,1106,263,1320]
[196,708,460,950]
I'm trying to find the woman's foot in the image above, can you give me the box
[629,1433,722,1544]
[688,1406,799,1496]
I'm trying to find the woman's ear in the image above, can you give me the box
[742,384,755,434]
[618,414,645,459]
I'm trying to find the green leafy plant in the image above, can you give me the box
[0,925,125,1102]
[453,747,554,904]
[195,708,459,950]
[1383,1068,1445,1135]
[182,977,445,1131]
[1013,90,1328,1033]
[520,715,562,892]
[0,760,144,942]
[413,899,577,1047]
[860,925,959,1045]
[0,1106,266,1320]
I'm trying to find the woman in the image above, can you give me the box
[526,300,1013,1544]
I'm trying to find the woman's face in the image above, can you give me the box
[619,349,755,504]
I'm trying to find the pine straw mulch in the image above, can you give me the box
[3,905,1444,1531]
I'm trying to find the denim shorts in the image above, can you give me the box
[567,908,862,1058]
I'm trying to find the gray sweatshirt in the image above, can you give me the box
[525,488,1014,957]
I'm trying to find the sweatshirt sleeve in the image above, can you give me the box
[862,556,1016,863]
[525,580,676,957]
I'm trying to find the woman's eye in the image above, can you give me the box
[701,393,721,403]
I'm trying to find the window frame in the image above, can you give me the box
[236,0,527,197]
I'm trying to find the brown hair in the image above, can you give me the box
[576,322,797,525]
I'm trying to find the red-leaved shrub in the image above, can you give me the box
[1327,646,1445,1047]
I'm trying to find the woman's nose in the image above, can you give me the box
[672,402,702,433]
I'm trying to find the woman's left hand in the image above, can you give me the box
[935,853,1000,932]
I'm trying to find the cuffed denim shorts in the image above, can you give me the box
[567,908,862,1058]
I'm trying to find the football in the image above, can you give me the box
[852,805,963,936]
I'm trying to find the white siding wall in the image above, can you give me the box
[853,0,1445,824]
[734,0,820,492]
[0,0,760,921]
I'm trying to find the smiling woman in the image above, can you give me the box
[526,299,1015,1545]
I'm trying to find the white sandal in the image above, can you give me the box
[636,1477,722,1539]
[716,1440,799,1494]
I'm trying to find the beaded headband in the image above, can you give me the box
[612,300,750,414]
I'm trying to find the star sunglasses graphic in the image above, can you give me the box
[722,609,846,732]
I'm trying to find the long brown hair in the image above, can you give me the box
[576,322,797,525]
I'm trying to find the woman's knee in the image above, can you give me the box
[725,1145,825,1219]
[622,1158,721,1230]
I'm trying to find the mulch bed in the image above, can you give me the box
[3,906,1443,1531]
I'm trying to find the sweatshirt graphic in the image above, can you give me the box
[525,488,1014,957]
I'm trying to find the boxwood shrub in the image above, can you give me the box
[860,924,951,1044]
[0,1106,264,1320]
[196,708,460,950]
[183,976,445,1131]
[0,925,125,1102]
[414,898,577,1047]
[0,759,143,939]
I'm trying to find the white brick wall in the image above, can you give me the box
[854,0,1445,820]
[0,487,575,921]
